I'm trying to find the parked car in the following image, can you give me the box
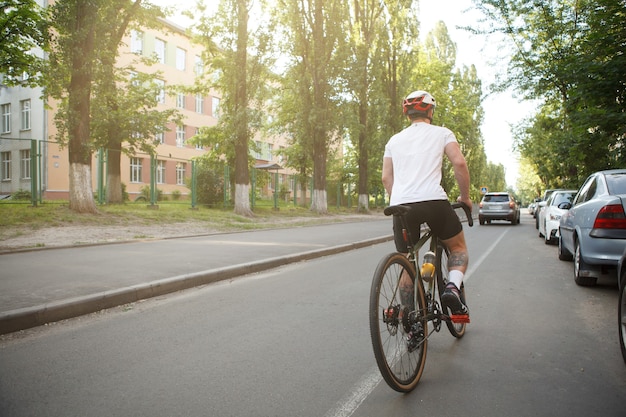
[535,189,561,228]
[478,192,520,225]
[558,169,626,286]
[538,190,577,244]
[528,200,539,216]
[618,250,626,364]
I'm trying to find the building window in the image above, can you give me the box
[1,151,11,180]
[176,125,185,147]
[130,30,143,54]
[176,93,185,109]
[155,79,165,104]
[194,55,203,76]
[194,127,203,150]
[154,38,166,64]
[156,160,165,184]
[130,157,142,183]
[155,132,164,145]
[20,149,30,179]
[195,94,203,114]
[176,47,186,71]
[211,97,220,119]
[176,162,186,185]
[1,103,11,133]
[20,100,31,130]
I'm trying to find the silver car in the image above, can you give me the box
[478,192,520,225]
[558,169,626,286]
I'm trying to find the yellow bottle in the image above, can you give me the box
[420,251,436,283]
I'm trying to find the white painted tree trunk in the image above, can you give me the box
[358,194,369,212]
[69,162,97,213]
[310,189,327,213]
[234,182,253,216]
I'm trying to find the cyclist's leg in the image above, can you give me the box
[392,215,418,309]
[441,230,468,287]
[430,203,469,316]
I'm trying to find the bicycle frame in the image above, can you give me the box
[401,224,446,340]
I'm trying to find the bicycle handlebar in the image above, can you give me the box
[451,202,473,227]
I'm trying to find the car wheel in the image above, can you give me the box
[619,274,626,364]
[558,233,573,261]
[574,240,597,286]
[479,217,485,225]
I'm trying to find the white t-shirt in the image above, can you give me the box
[383,122,457,205]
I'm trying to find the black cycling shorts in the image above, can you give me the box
[392,200,462,253]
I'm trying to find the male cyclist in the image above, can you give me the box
[382,90,472,317]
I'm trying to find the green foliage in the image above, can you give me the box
[472,0,626,188]
[0,0,49,87]
[192,159,225,206]
[10,189,32,201]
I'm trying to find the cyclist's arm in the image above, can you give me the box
[444,142,472,207]
[382,156,394,197]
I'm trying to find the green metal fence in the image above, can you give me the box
[1,138,367,210]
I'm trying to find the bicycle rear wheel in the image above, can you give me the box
[436,243,467,338]
[369,252,427,392]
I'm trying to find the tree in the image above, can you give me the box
[344,0,386,212]
[46,0,179,210]
[90,0,180,204]
[191,0,274,216]
[0,0,48,87]
[47,0,100,213]
[471,0,626,187]
[274,0,347,214]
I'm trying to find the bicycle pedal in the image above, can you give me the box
[450,314,470,324]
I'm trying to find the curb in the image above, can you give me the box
[0,235,393,335]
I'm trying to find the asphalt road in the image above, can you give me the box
[1,213,625,416]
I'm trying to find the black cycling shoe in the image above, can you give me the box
[441,282,469,316]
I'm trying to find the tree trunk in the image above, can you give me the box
[232,0,252,217]
[310,138,328,213]
[234,183,252,216]
[67,0,97,214]
[106,146,123,203]
[311,189,327,213]
[358,194,369,211]
[357,97,369,212]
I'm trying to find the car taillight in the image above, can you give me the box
[593,204,626,229]
[509,201,516,209]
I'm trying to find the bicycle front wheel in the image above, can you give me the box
[436,243,467,338]
[369,252,427,392]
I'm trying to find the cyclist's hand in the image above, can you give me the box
[457,196,473,211]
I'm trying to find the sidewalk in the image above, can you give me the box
[0,219,393,335]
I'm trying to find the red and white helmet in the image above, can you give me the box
[402,90,436,116]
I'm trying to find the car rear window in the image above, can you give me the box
[606,173,626,195]
[483,195,509,202]
[552,192,574,206]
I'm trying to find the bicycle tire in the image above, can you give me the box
[436,242,467,338]
[369,252,427,392]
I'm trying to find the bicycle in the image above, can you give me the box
[369,202,473,392]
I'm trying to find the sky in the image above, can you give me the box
[157,0,535,189]
[418,0,536,189]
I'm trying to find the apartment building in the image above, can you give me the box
[1,14,294,202]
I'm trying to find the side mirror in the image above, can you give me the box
[558,202,572,210]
